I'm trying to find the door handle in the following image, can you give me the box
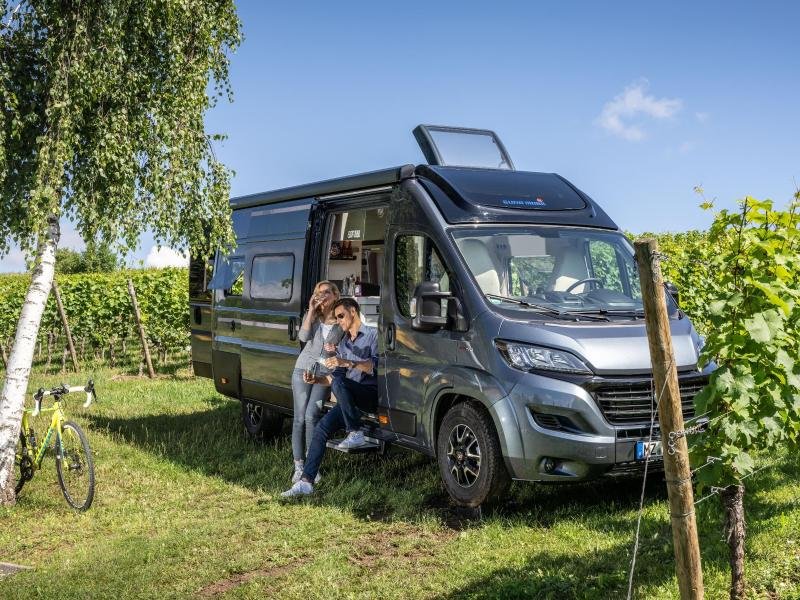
[386,323,396,351]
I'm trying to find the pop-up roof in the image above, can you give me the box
[413,124,515,170]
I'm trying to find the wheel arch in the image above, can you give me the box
[426,367,522,463]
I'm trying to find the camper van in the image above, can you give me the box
[189,125,710,507]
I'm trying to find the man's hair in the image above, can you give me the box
[332,297,360,315]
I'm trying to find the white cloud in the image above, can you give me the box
[144,246,188,269]
[695,112,709,123]
[597,80,683,141]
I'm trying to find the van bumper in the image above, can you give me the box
[491,372,657,482]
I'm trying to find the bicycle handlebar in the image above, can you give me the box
[31,379,96,417]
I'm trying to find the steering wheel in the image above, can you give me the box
[565,277,603,294]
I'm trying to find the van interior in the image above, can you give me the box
[324,206,386,326]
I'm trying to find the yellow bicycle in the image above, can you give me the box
[14,380,97,511]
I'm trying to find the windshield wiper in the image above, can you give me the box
[567,307,645,319]
[484,294,608,321]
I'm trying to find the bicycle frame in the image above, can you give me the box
[20,400,66,470]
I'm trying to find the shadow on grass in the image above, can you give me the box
[88,401,673,528]
[432,536,670,599]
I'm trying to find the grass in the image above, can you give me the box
[1,367,798,599]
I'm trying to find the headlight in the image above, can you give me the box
[495,340,592,375]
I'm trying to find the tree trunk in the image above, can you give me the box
[0,217,59,506]
[721,484,746,600]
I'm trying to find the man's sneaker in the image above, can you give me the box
[314,472,322,484]
[280,479,314,498]
[291,462,304,484]
[336,430,367,450]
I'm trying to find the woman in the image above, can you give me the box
[290,280,340,483]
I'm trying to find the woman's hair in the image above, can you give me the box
[313,280,340,319]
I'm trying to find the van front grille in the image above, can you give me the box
[589,377,707,426]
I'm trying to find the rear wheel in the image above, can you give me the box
[437,402,510,508]
[241,400,284,442]
[15,431,33,495]
[55,421,95,511]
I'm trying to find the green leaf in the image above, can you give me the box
[732,451,755,476]
[744,312,777,343]
[709,300,727,316]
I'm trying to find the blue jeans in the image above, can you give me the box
[291,368,328,461]
[301,369,378,482]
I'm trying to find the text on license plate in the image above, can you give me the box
[635,440,663,461]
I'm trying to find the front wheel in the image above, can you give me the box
[437,402,510,508]
[56,421,95,511]
[241,400,284,442]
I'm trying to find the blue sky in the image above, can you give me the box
[2,0,798,272]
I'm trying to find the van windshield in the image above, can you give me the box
[452,227,679,319]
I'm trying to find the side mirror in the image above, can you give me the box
[412,281,448,331]
[664,281,680,306]
[411,281,468,332]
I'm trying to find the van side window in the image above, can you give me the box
[208,255,245,296]
[251,254,294,300]
[395,234,450,319]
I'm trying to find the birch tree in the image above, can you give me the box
[0,0,240,505]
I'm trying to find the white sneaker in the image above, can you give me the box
[280,479,314,498]
[336,430,367,450]
[314,472,322,484]
[291,462,304,484]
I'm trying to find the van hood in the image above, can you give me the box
[497,316,702,376]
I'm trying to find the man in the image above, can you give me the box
[281,297,378,498]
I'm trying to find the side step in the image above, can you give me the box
[326,434,384,454]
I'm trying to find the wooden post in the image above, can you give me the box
[127,278,155,378]
[635,238,704,599]
[52,281,79,372]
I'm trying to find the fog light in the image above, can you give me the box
[543,457,557,473]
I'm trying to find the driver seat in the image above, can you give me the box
[550,247,590,293]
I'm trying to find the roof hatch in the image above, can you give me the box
[413,124,515,171]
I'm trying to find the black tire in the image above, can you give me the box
[437,402,510,508]
[15,431,30,495]
[241,400,284,442]
[55,421,95,511]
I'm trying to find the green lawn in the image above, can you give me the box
[1,368,798,599]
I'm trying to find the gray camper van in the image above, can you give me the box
[189,125,710,507]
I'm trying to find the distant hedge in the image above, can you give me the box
[0,268,188,368]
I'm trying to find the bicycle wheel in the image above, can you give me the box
[55,421,95,511]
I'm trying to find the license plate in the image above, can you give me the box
[635,440,663,461]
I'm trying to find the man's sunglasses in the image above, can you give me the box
[335,312,347,320]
